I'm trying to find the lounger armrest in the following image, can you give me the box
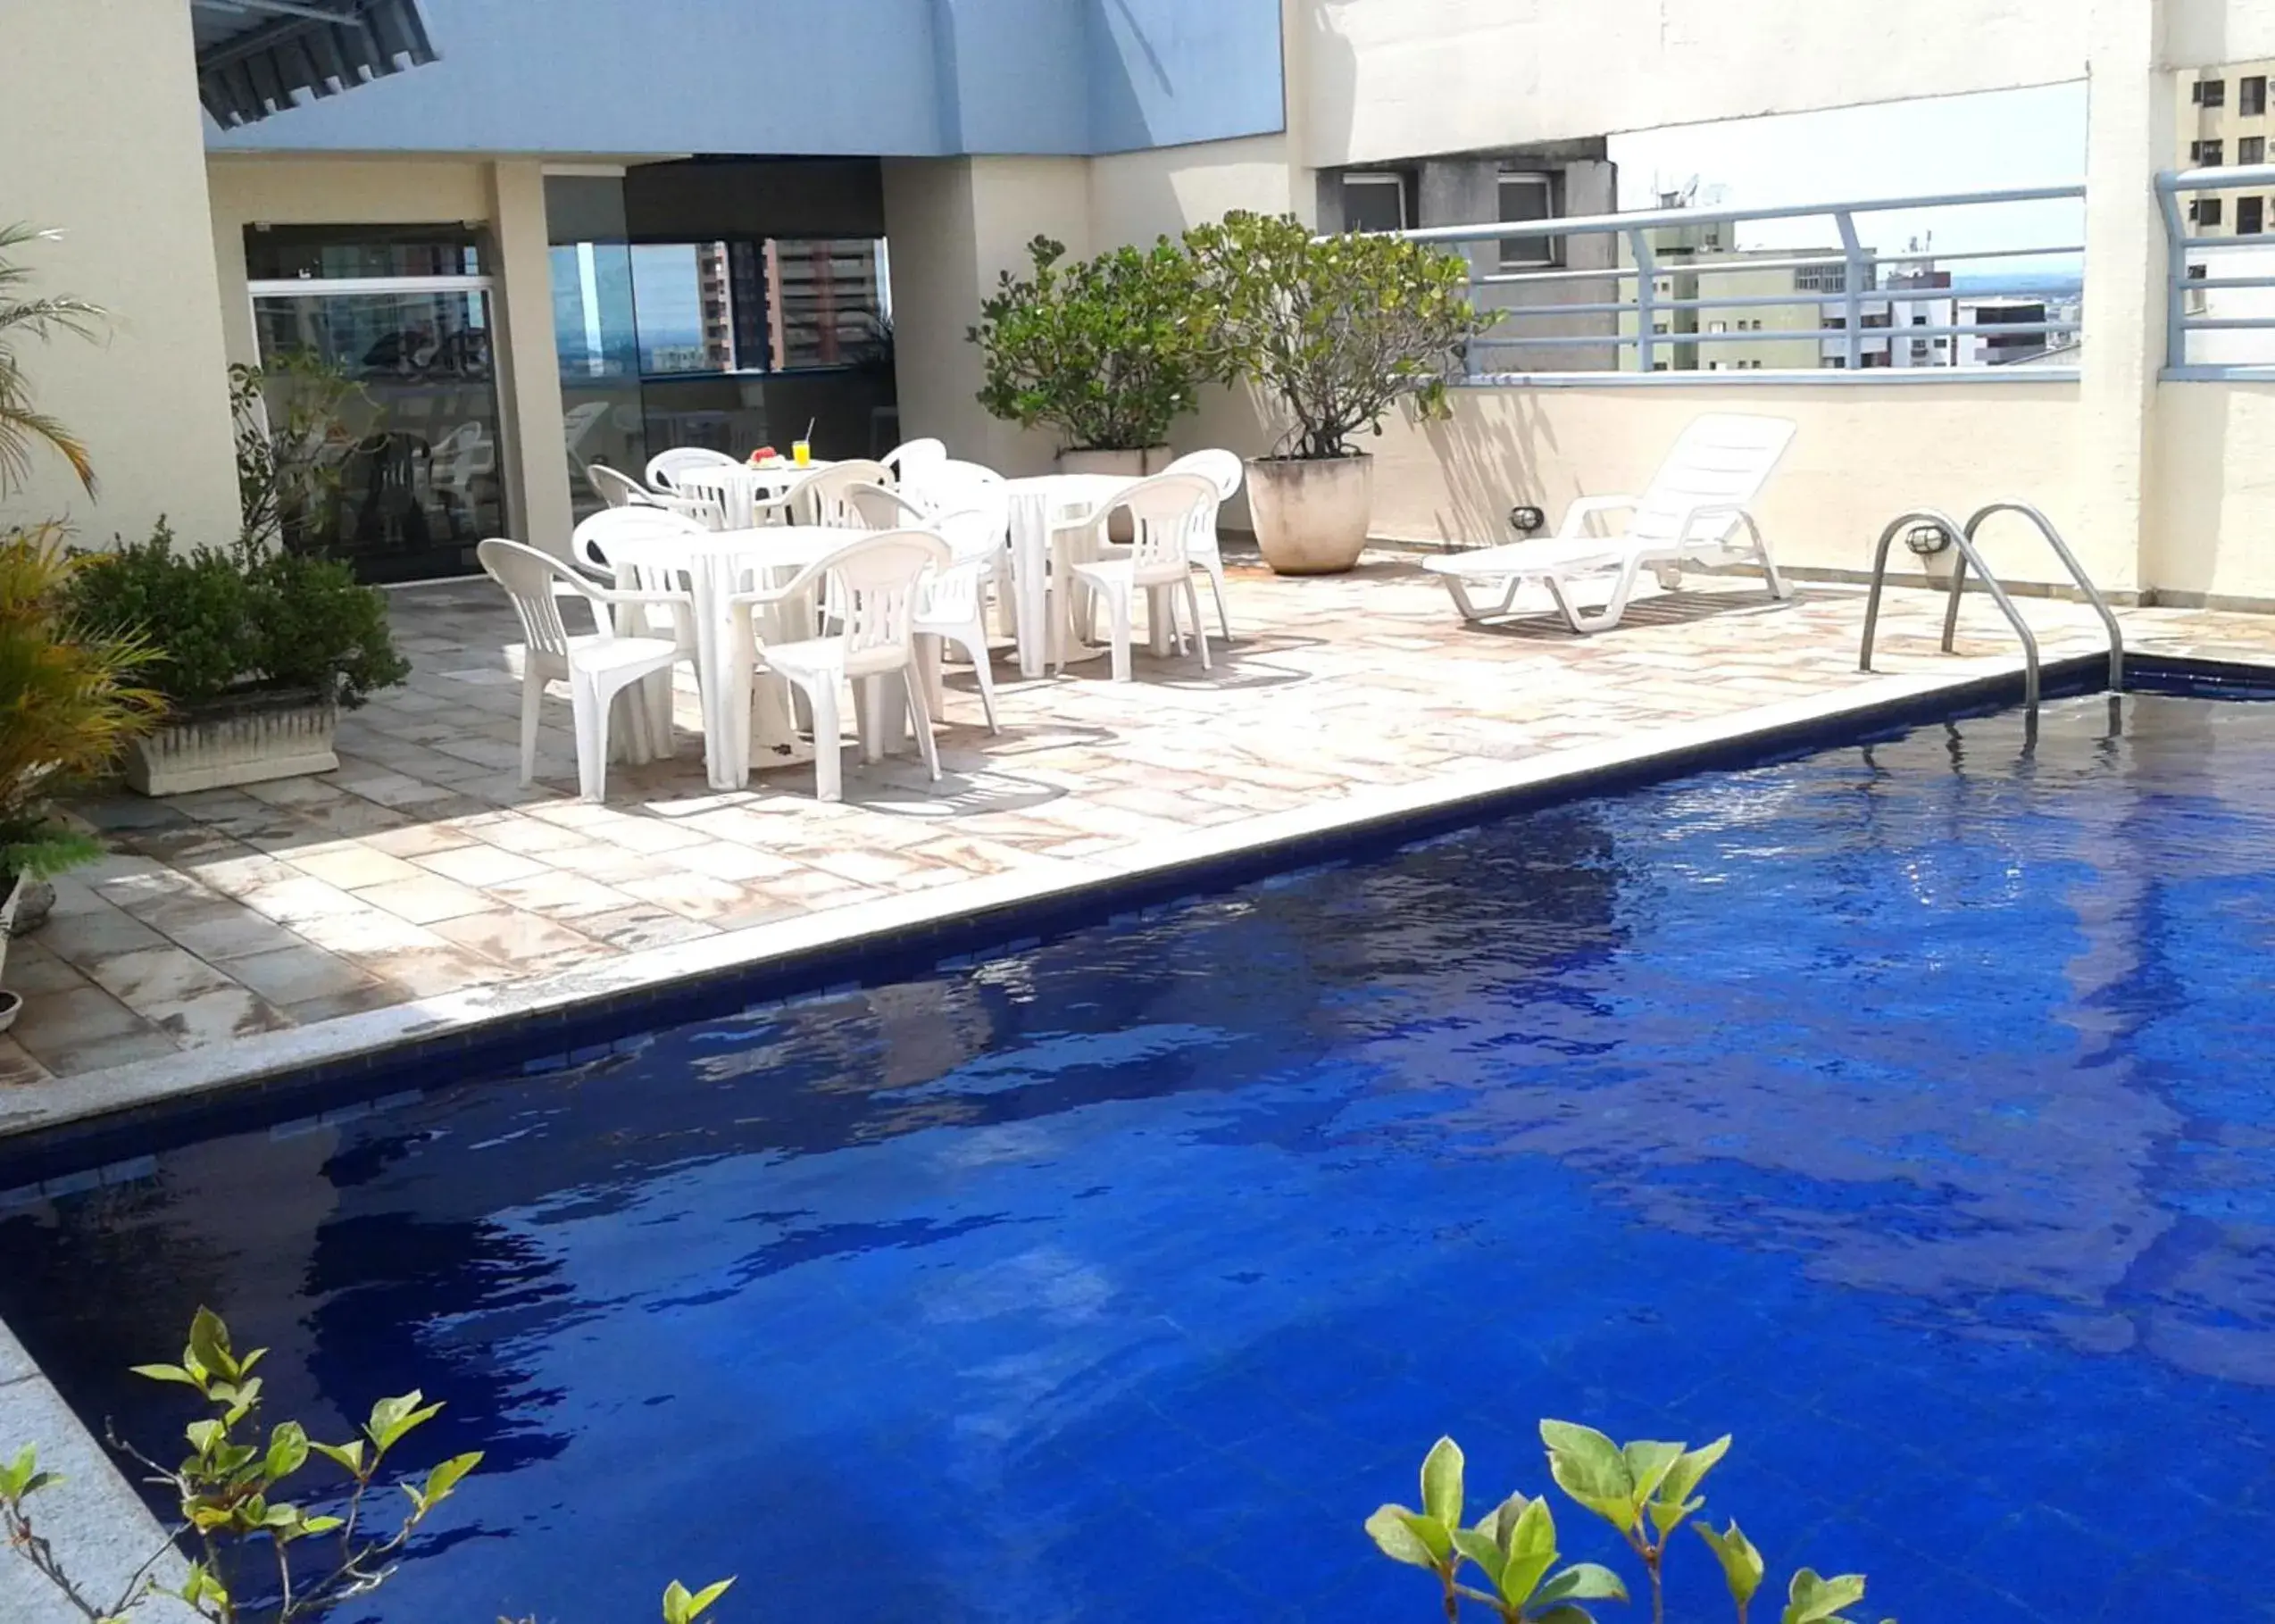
[1668,500,1753,546]
[1556,495,1640,538]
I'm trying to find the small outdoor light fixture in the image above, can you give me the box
[1509,504,1546,535]
[1904,521,1954,557]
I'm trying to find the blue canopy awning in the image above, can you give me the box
[192,0,437,129]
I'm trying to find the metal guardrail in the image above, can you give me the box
[2157,162,2275,381]
[1391,182,2085,386]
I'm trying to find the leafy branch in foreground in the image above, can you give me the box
[1369,1430,1893,1624]
[2,1307,479,1623]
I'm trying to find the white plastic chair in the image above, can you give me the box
[646,446,742,491]
[1161,448,1242,639]
[1068,472,1218,683]
[727,529,953,801]
[752,459,894,529]
[881,437,947,483]
[848,482,1007,734]
[586,463,658,511]
[1421,413,1796,633]
[477,538,694,803]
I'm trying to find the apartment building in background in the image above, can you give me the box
[2181,58,2274,234]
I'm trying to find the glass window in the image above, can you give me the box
[2242,136,2267,165]
[2243,75,2267,117]
[1340,173,1408,234]
[2196,196,2225,229]
[2240,196,2265,235]
[2196,78,2228,107]
[246,224,483,281]
[1496,172,1557,269]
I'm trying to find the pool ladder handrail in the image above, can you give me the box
[1858,502,2123,708]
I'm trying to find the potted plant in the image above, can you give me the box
[67,527,409,795]
[0,524,162,1027]
[1185,211,1492,575]
[969,234,1208,477]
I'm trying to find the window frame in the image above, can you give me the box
[1495,171,1560,271]
[2240,195,2266,236]
[1339,171,1412,236]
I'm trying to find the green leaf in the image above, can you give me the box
[421,1451,483,1508]
[1497,1495,1559,1607]
[0,1445,56,1503]
[1476,1491,1532,1552]
[1620,1440,1685,1508]
[1450,1526,1508,1586]
[1421,1437,1465,1530]
[1655,1435,1730,1515]
[299,1513,344,1537]
[263,1421,308,1483]
[1366,1503,1443,1569]
[662,1577,737,1624]
[129,1362,205,1392]
[1783,1570,1870,1624]
[187,1308,238,1384]
[1696,1520,1766,1608]
[1539,1421,1636,1534]
[184,1419,224,1459]
[310,1437,366,1477]
[1531,1607,1599,1624]
[364,1391,444,1453]
[1535,1562,1629,1607]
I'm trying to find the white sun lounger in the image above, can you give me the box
[1422,413,1798,633]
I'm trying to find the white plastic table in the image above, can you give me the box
[1002,472,1139,677]
[669,460,837,529]
[601,523,852,788]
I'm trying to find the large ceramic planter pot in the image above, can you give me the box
[1246,454,1375,576]
[1056,446,1171,479]
[125,688,340,796]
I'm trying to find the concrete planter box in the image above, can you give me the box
[0,871,23,1031]
[125,689,339,796]
[1247,453,1375,575]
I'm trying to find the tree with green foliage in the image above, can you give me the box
[0,222,104,500]
[1183,211,1492,462]
[969,234,1211,452]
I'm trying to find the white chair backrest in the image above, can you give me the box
[899,457,1004,517]
[479,538,584,663]
[646,446,741,490]
[932,485,1010,563]
[881,437,947,479]
[792,459,894,529]
[562,401,610,454]
[846,482,929,530]
[1162,448,1243,500]
[804,529,951,675]
[586,463,655,511]
[1103,472,1217,574]
[571,505,704,577]
[1629,414,1796,545]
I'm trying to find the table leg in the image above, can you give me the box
[1014,509,1047,679]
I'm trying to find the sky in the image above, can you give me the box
[1605,80,2089,271]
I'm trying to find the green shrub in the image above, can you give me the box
[969,234,1210,452]
[1368,1430,1893,1624]
[68,526,407,712]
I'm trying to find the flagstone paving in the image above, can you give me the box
[6,548,2274,1088]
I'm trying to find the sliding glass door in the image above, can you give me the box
[246,226,505,582]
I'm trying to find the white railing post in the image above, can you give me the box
[2155,175,2191,370]
[1835,209,1865,370]
[1630,227,1657,375]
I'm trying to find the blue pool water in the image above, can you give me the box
[6,691,2275,1622]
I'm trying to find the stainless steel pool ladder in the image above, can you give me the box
[1858,503,2124,709]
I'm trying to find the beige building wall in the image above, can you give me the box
[1361,381,2090,581]
[1296,0,2079,170]
[206,155,572,556]
[3,0,238,549]
[2149,382,2275,602]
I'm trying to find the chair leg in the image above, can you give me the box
[1203,555,1232,640]
[858,675,885,763]
[804,679,844,802]
[1183,579,1212,671]
[904,662,942,782]
[1106,585,1133,683]
[518,670,543,785]
[571,673,609,802]
[964,618,999,733]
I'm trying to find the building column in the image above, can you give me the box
[2073,0,2174,596]
[487,161,574,555]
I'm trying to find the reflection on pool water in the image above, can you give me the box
[5,692,2275,1623]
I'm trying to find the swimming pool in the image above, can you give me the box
[5,687,2275,1623]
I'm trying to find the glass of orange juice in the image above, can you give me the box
[792,439,812,467]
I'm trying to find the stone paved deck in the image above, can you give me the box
[7,547,2274,1095]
